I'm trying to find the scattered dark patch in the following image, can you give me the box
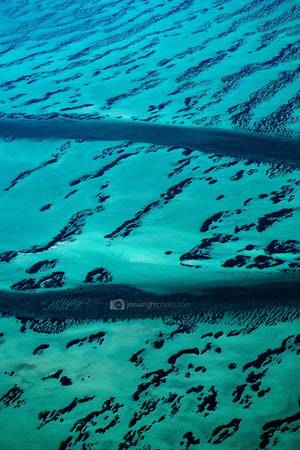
[40,203,52,212]
[33,344,49,355]
[26,259,57,274]
[84,268,113,283]
[209,418,241,444]
[11,272,65,290]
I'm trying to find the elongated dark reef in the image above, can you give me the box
[0,117,300,167]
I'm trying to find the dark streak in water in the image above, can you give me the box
[0,281,299,320]
[0,117,300,167]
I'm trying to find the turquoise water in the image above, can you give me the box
[0,0,299,448]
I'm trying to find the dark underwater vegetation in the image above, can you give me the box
[0,0,299,448]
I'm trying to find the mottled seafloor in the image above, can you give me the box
[0,0,300,449]
[0,310,299,450]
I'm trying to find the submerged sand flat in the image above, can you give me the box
[0,309,299,450]
[0,137,299,295]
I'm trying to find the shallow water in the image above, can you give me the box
[0,0,300,448]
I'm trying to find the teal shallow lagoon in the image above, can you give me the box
[0,136,299,294]
[0,129,299,449]
[0,310,299,449]
[0,0,300,448]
